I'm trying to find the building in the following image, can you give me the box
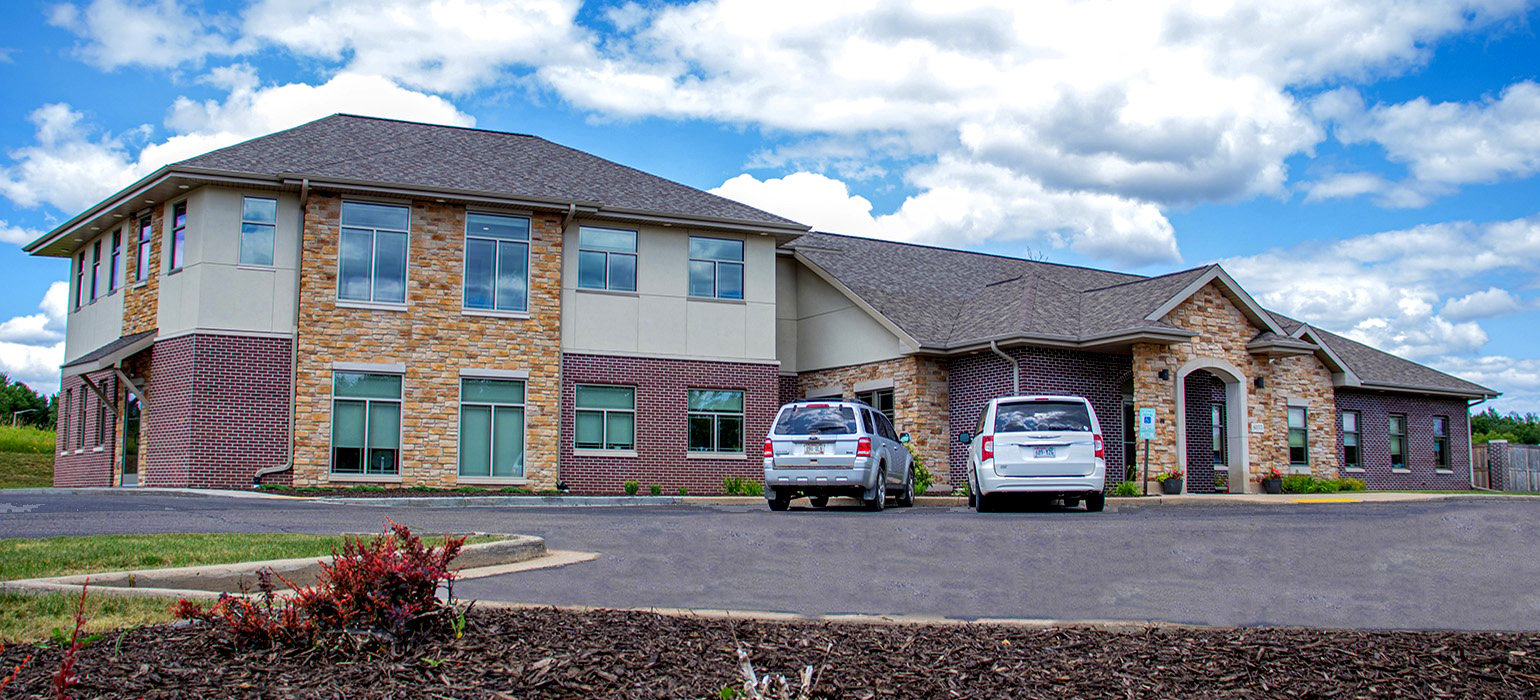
[27,115,1497,494]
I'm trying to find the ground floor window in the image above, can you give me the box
[575,385,635,451]
[688,389,744,453]
[1389,414,1407,470]
[856,387,895,424]
[331,372,402,475]
[1342,411,1361,469]
[460,378,525,478]
[1287,406,1308,466]
[1433,416,1450,469]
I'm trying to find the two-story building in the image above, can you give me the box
[28,114,1497,495]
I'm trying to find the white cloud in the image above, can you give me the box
[0,71,473,213]
[1443,288,1525,322]
[712,173,881,236]
[0,220,44,246]
[1431,355,1540,414]
[48,0,240,70]
[0,282,68,346]
[0,282,68,396]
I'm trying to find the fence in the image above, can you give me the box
[1477,441,1540,493]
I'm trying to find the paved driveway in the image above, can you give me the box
[3,491,1538,631]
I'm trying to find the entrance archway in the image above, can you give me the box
[1173,359,1250,493]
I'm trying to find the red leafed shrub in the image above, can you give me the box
[175,520,465,648]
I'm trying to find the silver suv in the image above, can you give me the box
[959,395,1107,513]
[763,399,915,511]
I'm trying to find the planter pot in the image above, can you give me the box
[1160,478,1183,495]
[1261,477,1283,494]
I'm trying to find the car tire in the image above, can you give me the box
[768,498,790,511]
[809,496,829,508]
[864,468,887,512]
[895,468,915,507]
[974,492,991,513]
[1085,493,1106,512]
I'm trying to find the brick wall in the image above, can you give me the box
[290,195,564,488]
[52,371,118,487]
[1183,371,1226,492]
[945,346,1132,487]
[1334,388,1470,489]
[560,353,778,494]
[777,374,799,406]
[793,356,950,488]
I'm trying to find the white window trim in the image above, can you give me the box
[328,371,405,478]
[462,210,533,314]
[576,226,638,292]
[458,376,528,481]
[337,200,412,305]
[574,383,637,452]
[239,196,279,267]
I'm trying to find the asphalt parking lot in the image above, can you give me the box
[3,491,1538,631]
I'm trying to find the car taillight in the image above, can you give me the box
[764,438,774,458]
[981,435,994,462]
[856,437,872,457]
[1094,434,1105,459]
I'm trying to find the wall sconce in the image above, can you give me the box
[1157,369,1170,381]
[1254,377,1265,389]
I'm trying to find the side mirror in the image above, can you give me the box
[958,432,972,445]
[899,432,911,443]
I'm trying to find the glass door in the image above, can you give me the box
[122,394,140,486]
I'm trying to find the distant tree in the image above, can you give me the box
[1472,408,1540,445]
[0,374,50,428]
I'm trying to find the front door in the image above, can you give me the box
[1210,402,1227,493]
[122,394,140,487]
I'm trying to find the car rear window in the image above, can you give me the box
[994,401,1093,432]
[773,405,859,435]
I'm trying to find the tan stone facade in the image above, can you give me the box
[121,206,162,336]
[1132,283,1337,493]
[291,195,564,488]
[794,356,951,486]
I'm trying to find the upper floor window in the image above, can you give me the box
[577,227,636,292]
[109,229,122,292]
[1287,406,1308,466]
[169,201,187,271]
[74,252,85,310]
[240,197,278,266]
[1389,414,1407,470]
[464,213,530,312]
[1433,416,1450,469]
[135,215,152,282]
[688,236,744,299]
[331,372,402,476]
[1342,411,1361,469]
[89,240,102,302]
[338,201,409,304]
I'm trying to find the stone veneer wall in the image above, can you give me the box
[52,371,118,487]
[560,353,779,494]
[1334,389,1470,489]
[1132,283,1337,493]
[291,195,564,488]
[793,356,950,488]
[121,205,163,336]
[946,347,1132,488]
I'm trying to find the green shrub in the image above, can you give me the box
[648,484,661,496]
[1280,474,1315,493]
[623,480,640,496]
[1304,479,1340,494]
[1112,481,1141,497]
[677,487,688,496]
[1336,477,1366,492]
[905,442,933,495]
[721,477,763,496]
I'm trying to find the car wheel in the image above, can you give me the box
[895,468,915,507]
[809,496,829,508]
[768,498,791,511]
[864,468,887,512]
[1085,493,1106,513]
[974,492,991,513]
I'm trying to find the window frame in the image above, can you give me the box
[89,240,101,303]
[855,388,896,425]
[337,201,411,305]
[95,397,107,447]
[74,252,85,310]
[329,371,404,478]
[108,229,122,293]
[575,227,638,293]
[458,377,528,481]
[1287,405,1309,467]
[687,389,745,454]
[75,387,86,450]
[687,235,745,300]
[1341,410,1362,470]
[462,211,532,314]
[1211,402,1227,466]
[135,215,153,282]
[239,196,278,267]
[60,389,70,452]
[1433,415,1450,470]
[1389,413,1408,471]
[574,384,637,452]
[168,201,187,271]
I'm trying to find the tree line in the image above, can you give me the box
[0,374,53,429]
[1472,408,1540,445]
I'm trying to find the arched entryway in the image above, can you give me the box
[1174,359,1250,494]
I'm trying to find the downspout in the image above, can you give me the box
[1467,396,1491,491]
[555,202,576,492]
[990,340,1020,395]
[254,178,308,486]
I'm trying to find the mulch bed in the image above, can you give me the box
[3,606,1538,698]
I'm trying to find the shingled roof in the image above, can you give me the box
[789,232,1497,398]
[176,114,805,229]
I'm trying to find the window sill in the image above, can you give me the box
[1391,468,1411,473]
[687,452,747,460]
[236,264,277,271]
[335,300,408,312]
[129,281,149,290]
[1342,467,1365,473]
[575,287,639,298]
[166,267,184,276]
[327,473,402,483]
[687,296,747,305]
[457,477,529,486]
[91,446,105,453]
[1434,468,1454,473]
[462,308,531,320]
[573,448,638,458]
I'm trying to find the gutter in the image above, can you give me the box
[253,178,308,487]
[990,340,1020,395]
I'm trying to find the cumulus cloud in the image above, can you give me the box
[48,0,241,70]
[0,220,45,246]
[1432,355,1540,414]
[1442,288,1526,322]
[0,282,68,395]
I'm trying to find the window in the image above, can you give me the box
[169,201,187,271]
[135,215,152,282]
[856,388,895,424]
[459,378,525,479]
[74,253,85,310]
[463,213,530,312]
[240,197,277,266]
[60,389,70,449]
[96,398,107,447]
[1211,403,1227,466]
[688,236,744,299]
[575,385,635,451]
[577,227,636,292]
[1389,414,1407,470]
[76,388,86,450]
[90,240,101,302]
[1287,406,1308,466]
[330,372,402,475]
[1342,411,1361,469]
[688,390,744,453]
[338,202,409,304]
[1433,416,1450,470]
[109,229,122,292]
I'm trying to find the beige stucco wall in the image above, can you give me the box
[560,222,778,362]
[63,260,125,362]
[786,261,905,372]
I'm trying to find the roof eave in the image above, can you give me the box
[26,165,176,255]
[1352,381,1500,400]
[1144,265,1284,335]
[934,328,1198,355]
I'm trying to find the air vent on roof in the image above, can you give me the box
[984,275,1024,287]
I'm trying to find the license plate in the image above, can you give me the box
[1033,446,1056,459]
[804,442,825,455]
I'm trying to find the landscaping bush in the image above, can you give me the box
[722,477,764,496]
[905,442,933,495]
[1280,474,1315,493]
[1280,474,1367,494]
[1304,479,1341,494]
[1336,477,1366,492]
[649,484,662,496]
[623,480,640,496]
[1112,481,1141,497]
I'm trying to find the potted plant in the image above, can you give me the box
[1155,468,1184,495]
[1259,467,1284,494]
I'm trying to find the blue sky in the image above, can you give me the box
[2,0,1539,413]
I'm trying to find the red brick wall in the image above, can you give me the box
[52,371,118,487]
[1184,370,1227,492]
[560,353,778,494]
[1334,388,1470,490]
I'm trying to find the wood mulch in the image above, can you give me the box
[2,606,1538,698]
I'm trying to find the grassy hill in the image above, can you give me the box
[0,425,54,488]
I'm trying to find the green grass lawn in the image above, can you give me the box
[0,425,55,453]
[0,425,55,488]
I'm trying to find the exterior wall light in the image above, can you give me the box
[1254,377,1265,389]
[1158,369,1170,381]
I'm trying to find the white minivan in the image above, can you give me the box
[958,395,1106,513]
